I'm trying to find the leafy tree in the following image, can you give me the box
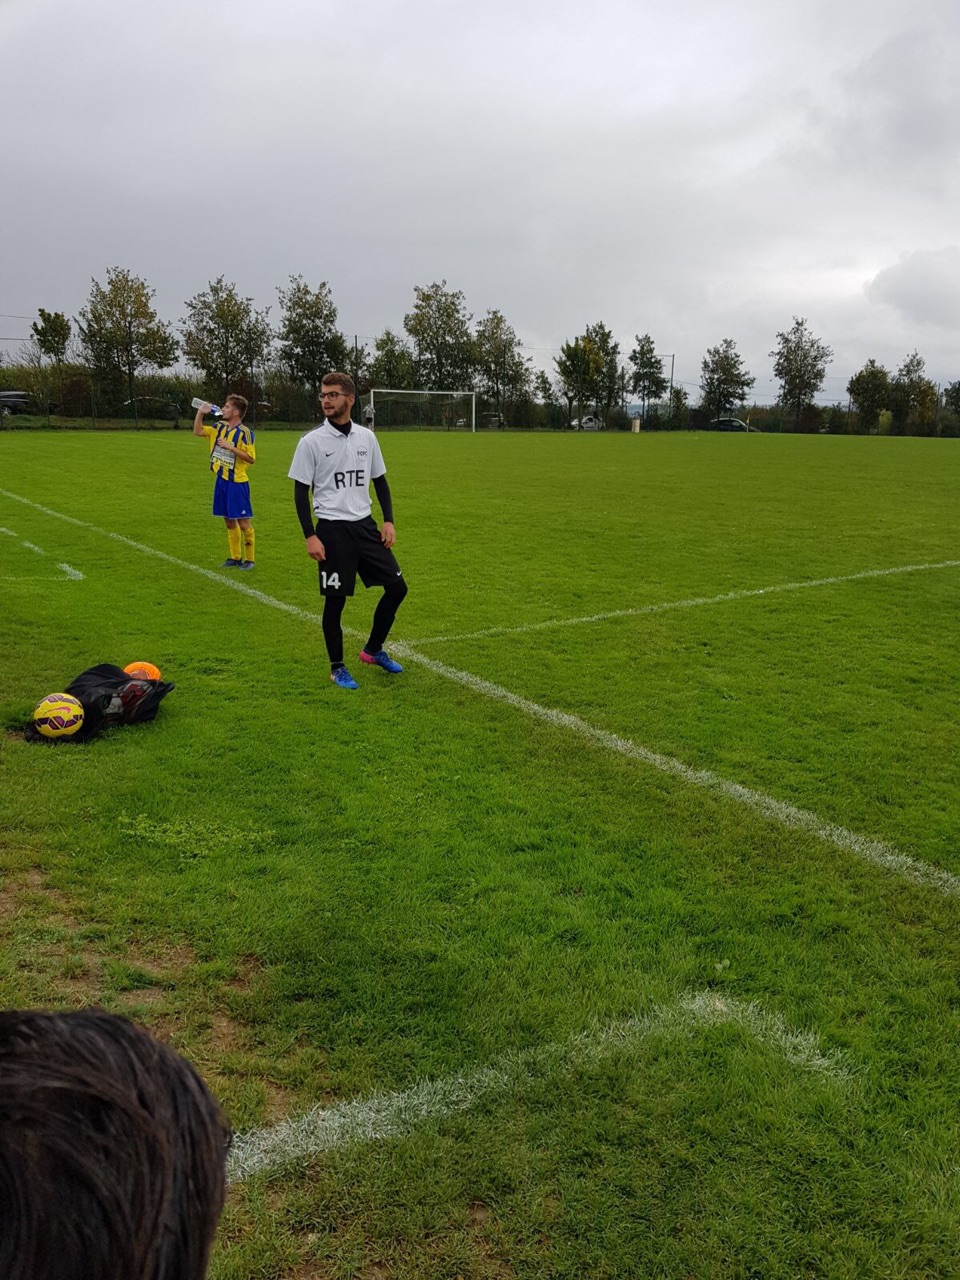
[890,351,938,436]
[665,384,689,431]
[699,338,754,420]
[347,336,370,396]
[555,336,602,426]
[582,322,621,425]
[943,380,960,418]
[18,339,53,424]
[473,310,532,423]
[770,317,832,431]
[403,281,474,390]
[30,309,71,412]
[368,330,417,390]
[628,333,669,420]
[77,268,178,418]
[847,359,890,434]
[534,370,554,405]
[276,276,347,408]
[181,277,272,401]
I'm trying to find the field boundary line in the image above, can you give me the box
[392,645,960,898]
[0,519,84,579]
[408,559,960,645]
[0,489,361,634]
[227,989,850,1181]
[5,487,958,899]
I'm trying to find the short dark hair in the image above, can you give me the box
[224,394,248,417]
[0,1009,230,1280]
[321,371,356,398]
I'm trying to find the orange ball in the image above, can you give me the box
[124,661,161,681]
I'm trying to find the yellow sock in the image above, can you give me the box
[242,527,255,563]
[227,526,242,560]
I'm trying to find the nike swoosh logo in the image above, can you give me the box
[325,452,335,457]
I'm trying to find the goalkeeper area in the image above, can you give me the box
[364,387,476,430]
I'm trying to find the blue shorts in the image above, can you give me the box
[212,476,253,519]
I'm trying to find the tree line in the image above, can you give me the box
[5,268,960,435]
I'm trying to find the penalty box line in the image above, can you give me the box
[5,487,959,902]
[408,559,960,645]
[228,989,851,1182]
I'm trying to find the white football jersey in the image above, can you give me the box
[288,421,386,520]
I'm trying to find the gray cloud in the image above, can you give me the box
[867,247,960,331]
[2,0,960,392]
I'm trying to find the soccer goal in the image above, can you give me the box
[364,388,476,431]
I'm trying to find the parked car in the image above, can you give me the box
[573,415,602,430]
[711,417,749,431]
[0,391,34,416]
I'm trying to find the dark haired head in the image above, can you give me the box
[0,1009,230,1280]
[321,371,356,398]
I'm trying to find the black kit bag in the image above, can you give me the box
[24,664,175,743]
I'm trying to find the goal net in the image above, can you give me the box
[363,388,476,431]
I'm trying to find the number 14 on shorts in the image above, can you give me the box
[321,571,341,590]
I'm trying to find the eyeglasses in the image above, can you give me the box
[320,391,346,401]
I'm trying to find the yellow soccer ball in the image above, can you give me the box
[32,693,84,739]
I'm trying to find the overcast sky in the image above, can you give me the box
[3,0,959,402]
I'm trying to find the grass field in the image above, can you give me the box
[3,429,960,1278]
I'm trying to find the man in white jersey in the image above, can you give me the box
[288,371,408,690]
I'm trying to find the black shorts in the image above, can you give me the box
[315,516,404,597]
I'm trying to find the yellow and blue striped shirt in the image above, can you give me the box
[203,423,256,483]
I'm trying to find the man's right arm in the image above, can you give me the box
[193,405,209,437]
[294,481,325,562]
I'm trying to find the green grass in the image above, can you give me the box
[3,431,960,1277]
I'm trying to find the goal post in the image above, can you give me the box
[364,388,476,432]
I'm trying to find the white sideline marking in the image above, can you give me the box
[0,520,84,580]
[227,990,850,1182]
[390,646,960,898]
[409,560,960,645]
[3,487,957,899]
[0,489,361,631]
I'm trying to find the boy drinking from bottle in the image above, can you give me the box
[193,395,256,569]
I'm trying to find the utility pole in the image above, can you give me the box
[654,352,675,424]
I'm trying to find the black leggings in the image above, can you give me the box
[322,579,408,666]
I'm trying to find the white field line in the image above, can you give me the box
[389,645,960,898]
[227,989,850,1182]
[0,489,361,633]
[3,487,957,898]
[408,560,960,645]
[0,520,84,579]
[0,572,85,582]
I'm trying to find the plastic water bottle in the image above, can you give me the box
[191,397,222,416]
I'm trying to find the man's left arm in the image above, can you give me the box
[372,473,395,547]
[219,431,256,465]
